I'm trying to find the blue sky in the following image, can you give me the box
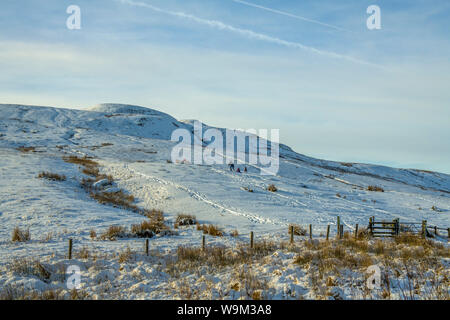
[1,0,449,173]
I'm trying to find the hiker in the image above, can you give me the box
[229,163,235,171]
[244,166,247,173]
[236,167,241,173]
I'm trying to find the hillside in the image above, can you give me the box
[0,103,448,299]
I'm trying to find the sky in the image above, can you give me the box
[0,0,449,173]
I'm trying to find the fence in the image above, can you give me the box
[65,216,448,259]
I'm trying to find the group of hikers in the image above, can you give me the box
[228,163,247,173]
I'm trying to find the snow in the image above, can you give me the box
[0,103,448,299]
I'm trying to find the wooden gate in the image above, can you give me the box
[369,217,399,237]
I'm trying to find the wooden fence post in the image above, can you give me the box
[369,217,373,236]
[68,238,73,260]
[355,224,359,239]
[337,216,340,238]
[250,231,254,249]
[202,235,206,251]
[289,225,294,244]
[422,220,427,238]
[448,228,449,240]
[339,225,344,239]
[434,226,438,236]
[326,225,330,241]
[309,224,312,240]
[145,239,149,256]
[394,219,399,236]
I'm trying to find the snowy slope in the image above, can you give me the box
[0,103,449,263]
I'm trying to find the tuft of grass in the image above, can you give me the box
[12,227,30,242]
[288,224,307,236]
[267,184,278,192]
[100,225,126,241]
[75,246,90,259]
[40,232,53,243]
[118,247,134,263]
[89,229,97,240]
[251,240,278,256]
[90,190,135,209]
[81,166,99,177]
[176,214,197,226]
[37,171,66,181]
[9,258,51,282]
[131,219,168,238]
[367,185,384,192]
[230,230,239,237]
[63,155,98,167]
[356,227,369,240]
[17,146,36,153]
[197,224,224,236]
[431,205,441,212]
[340,162,353,167]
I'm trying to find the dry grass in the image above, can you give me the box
[81,166,100,177]
[0,286,65,300]
[40,232,53,243]
[197,224,224,236]
[118,247,134,263]
[17,146,36,153]
[75,246,90,259]
[431,205,441,212]
[90,190,135,210]
[64,155,112,182]
[267,184,278,192]
[80,177,95,191]
[230,230,239,237]
[89,229,97,240]
[37,171,66,181]
[9,258,51,282]
[340,162,353,167]
[289,224,307,236]
[63,155,99,167]
[131,219,168,238]
[168,241,280,277]
[100,225,127,241]
[12,227,30,242]
[249,240,278,256]
[176,214,197,226]
[174,246,237,271]
[367,185,385,192]
[100,210,169,240]
[291,233,450,299]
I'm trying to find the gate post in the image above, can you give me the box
[421,220,427,238]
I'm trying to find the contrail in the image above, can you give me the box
[117,0,380,67]
[231,0,353,33]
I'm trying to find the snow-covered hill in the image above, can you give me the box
[0,103,449,299]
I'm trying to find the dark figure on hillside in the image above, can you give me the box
[244,167,247,173]
[236,167,241,173]
[229,163,235,171]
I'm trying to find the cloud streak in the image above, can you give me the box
[230,0,354,33]
[117,0,380,67]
